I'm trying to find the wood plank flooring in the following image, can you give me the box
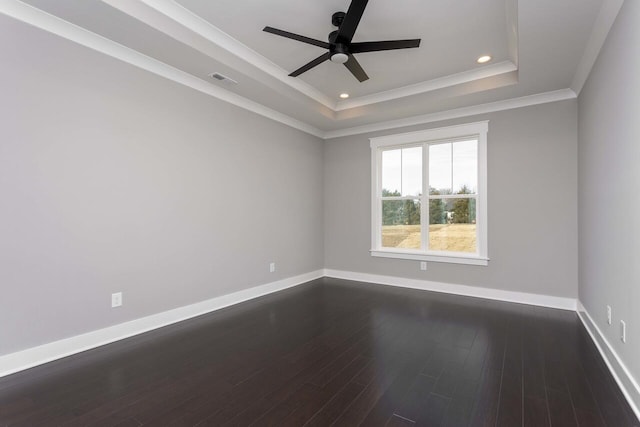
[0,277,638,426]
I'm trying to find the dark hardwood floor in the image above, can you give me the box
[0,278,638,426]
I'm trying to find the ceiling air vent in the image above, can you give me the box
[208,72,238,85]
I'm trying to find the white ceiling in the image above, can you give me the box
[176,0,511,97]
[2,0,617,137]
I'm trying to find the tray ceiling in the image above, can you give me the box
[2,0,613,137]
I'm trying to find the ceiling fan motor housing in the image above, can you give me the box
[330,43,349,63]
[331,11,346,27]
[328,30,339,44]
[328,12,348,65]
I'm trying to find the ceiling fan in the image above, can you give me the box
[263,0,421,82]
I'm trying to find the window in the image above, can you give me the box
[370,121,488,265]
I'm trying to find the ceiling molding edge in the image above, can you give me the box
[336,61,517,110]
[141,0,521,114]
[570,0,624,95]
[1,0,324,138]
[323,88,577,139]
[506,0,519,66]
[140,0,337,109]
[0,1,582,142]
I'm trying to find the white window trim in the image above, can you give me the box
[370,121,489,266]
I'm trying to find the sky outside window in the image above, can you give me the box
[430,139,477,194]
[382,140,477,196]
[381,147,422,196]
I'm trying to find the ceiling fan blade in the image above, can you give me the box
[263,26,330,49]
[289,52,331,77]
[344,54,369,82]
[336,0,369,44]
[350,39,421,53]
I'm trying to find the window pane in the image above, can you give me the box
[452,140,477,194]
[429,143,452,195]
[401,146,422,196]
[429,197,476,253]
[381,199,421,249]
[381,149,401,195]
[429,140,478,195]
[382,147,422,197]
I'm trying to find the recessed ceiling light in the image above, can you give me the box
[477,55,492,64]
[339,93,350,99]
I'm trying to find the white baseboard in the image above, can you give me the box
[577,301,640,421]
[324,270,639,420]
[0,269,324,378]
[323,269,577,310]
[6,267,638,425]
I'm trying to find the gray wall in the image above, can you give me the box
[578,0,640,386]
[325,100,578,298]
[0,18,324,355]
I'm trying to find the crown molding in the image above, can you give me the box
[571,0,624,95]
[136,0,336,109]
[2,1,579,141]
[336,61,517,111]
[324,88,577,139]
[335,0,518,111]
[506,0,519,66]
[0,0,324,138]
[138,0,521,112]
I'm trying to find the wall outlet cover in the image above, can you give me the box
[111,292,123,308]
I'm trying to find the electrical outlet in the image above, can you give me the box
[420,261,427,271]
[269,262,276,273]
[607,305,612,325]
[111,292,122,308]
[620,320,626,343]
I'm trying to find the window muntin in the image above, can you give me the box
[380,146,422,250]
[381,146,422,197]
[370,122,488,265]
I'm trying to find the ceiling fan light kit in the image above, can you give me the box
[330,53,349,64]
[263,0,421,82]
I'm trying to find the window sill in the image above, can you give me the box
[370,249,489,266]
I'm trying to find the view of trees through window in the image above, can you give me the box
[380,140,478,253]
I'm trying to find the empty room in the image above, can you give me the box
[0,0,638,425]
